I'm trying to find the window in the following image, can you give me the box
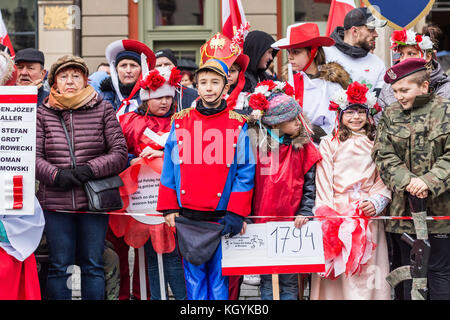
[1,0,38,51]
[154,0,204,26]
[140,0,219,66]
[294,0,331,30]
[434,0,450,11]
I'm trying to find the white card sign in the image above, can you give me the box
[222,221,325,275]
[127,162,164,225]
[0,86,37,215]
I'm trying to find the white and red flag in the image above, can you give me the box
[0,10,15,59]
[221,0,248,40]
[325,0,356,36]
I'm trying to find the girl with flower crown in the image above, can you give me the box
[310,82,392,300]
[115,66,187,300]
[245,81,322,299]
[378,27,450,112]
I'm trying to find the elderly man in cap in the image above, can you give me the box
[324,7,387,95]
[154,48,198,110]
[15,48,49,106]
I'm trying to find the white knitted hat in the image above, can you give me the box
[140,66,181,101]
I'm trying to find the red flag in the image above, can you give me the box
[221,0,247,40]
[0,10,15,59]
[0,9,17,86]
[325,0,356,36]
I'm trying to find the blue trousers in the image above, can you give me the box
[144,239,186,300]
[183,243,228,300]
[260,273,299,300]
[44,211,109,300]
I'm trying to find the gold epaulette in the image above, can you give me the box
[170,107,194,125]
[229,110,248,123]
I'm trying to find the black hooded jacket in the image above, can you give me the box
[330,27,369,59]
[243,31,279,92]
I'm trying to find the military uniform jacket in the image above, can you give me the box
[156,104,255,217]
[372,93,450,234]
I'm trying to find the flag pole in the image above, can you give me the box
[138,247,147,300]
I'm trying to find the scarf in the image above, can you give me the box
[330,27,369,59]
[196,99,228,116]
[48,85,96,110]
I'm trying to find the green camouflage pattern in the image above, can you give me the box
[372,93,450,234]
[103,242,120,300]
[386,265,411,287]
[411,278,428,300]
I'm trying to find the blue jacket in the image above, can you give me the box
[157,105,255,217]
[89,71,142,112]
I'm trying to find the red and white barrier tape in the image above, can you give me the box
[47,209,450,221]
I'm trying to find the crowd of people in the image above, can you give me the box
[0,7,449,301]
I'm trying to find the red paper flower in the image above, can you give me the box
[249,93,269,111]
[373,102,382,113]
[141,70,166,91]
[169,68,182,86]
[329,101,340,111]
[346,81,368,105]
[391,29,407,44]
[284,83,294,96]
[256,80,276,91]
[415,34,423,44]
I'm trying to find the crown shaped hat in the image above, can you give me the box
[200,33,242,69]
[198,30,250,109]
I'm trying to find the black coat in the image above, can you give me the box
[243,31,279,93]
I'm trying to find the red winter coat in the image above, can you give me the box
[120,110,172,157]
[252,136,322,224]
[36,92,128,211]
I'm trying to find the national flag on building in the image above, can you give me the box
[222,0,248,40]
[325,0,356,36]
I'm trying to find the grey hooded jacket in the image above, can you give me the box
[378,59,450,110]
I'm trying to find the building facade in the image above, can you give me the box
[2,0,448,74]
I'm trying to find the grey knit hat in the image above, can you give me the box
[262,93,302,126]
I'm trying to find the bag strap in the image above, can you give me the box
[58,115,77,168]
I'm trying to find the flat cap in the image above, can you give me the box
[15,48,45,65]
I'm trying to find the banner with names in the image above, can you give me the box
[0,86,37,215]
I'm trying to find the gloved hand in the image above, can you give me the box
[54,169,82,190]
[73,165,94,183]
[221,212,244,238]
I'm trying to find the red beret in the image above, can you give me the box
[384,58,428,84]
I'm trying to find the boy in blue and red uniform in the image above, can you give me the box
[156,57,255,300]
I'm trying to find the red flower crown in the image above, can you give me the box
[247,80,295,112]
[329,81,382,116]
[139,67,182,91]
